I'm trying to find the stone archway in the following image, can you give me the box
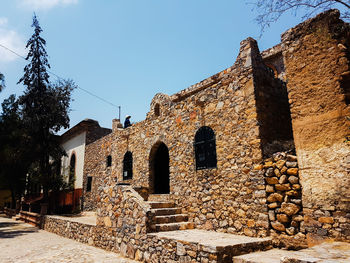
[149,142,170,194]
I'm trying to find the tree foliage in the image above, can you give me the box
[0,95,32,208]
[18,14,75,204]
[250,0,350,33]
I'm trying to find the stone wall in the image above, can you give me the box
[82,133,113,211]
[253,42,294,157]
[43,185,226,262]
[281,10,350,243]
[261,44,285,81]
[91,37,275,238]
[85,123,112,146]
[79,10,350,248]
[260,151,306,248]
[43,184,149,258]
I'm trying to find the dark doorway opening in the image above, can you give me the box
[150,142,170,194]
[123,151,133,180]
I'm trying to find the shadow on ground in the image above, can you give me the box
[0,214,38,239]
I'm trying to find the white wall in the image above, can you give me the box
[61,132,86,189]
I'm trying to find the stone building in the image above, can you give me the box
[55,9,350,260]
[59,119,111,211]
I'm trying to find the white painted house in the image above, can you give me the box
[59,119,111,210]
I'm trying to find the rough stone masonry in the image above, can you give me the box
[44,9,350,262]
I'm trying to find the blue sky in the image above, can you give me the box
[0,1,317,132]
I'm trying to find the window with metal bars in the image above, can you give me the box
[194,126,217,170]
[123,151,133,180]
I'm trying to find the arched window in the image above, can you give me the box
[123,151,133,180]
[194,126,217,170]
[154,103,160,117]
[265,63,278,78]
[69,153,76,182]
[106,155,112,167]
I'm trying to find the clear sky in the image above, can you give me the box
[0,0,321,132]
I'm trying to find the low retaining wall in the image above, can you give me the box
[42,184,225,262]
[42,215,224,262]
[42,184,151,259]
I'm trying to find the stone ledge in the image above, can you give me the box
[148,229,272,258]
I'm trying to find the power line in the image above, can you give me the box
[46,69,120,108]
[0,43,120,109]
[0,43,26,60]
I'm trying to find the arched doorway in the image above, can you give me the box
[149,142,170,194]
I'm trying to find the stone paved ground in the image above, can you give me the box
[0,214,136,263]
[233,241,350,263]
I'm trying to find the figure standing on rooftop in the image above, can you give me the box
[124,115,132,128]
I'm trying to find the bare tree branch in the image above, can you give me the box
[248,0,350,34]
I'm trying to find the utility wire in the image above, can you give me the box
[0,43,120,109]
[47,69,120,108]
[0,43,26,60]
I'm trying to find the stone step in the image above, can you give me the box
[151,207,182,216]
[148,229,273,260]
[151,222,194,232]
[148,194,171,202]
[153,214,188,224]
[148,201,175,209]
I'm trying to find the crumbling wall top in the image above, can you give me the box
[261,44,283,60]
[281,9,343,43]
[164,38,260,103]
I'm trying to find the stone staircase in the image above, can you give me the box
[147,196,194,232]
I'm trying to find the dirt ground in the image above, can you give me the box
[0,214,137,263]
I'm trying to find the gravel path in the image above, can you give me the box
[0,214,137,263]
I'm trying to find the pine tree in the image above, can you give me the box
[0,73,4,91]
[18,14,75,206]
